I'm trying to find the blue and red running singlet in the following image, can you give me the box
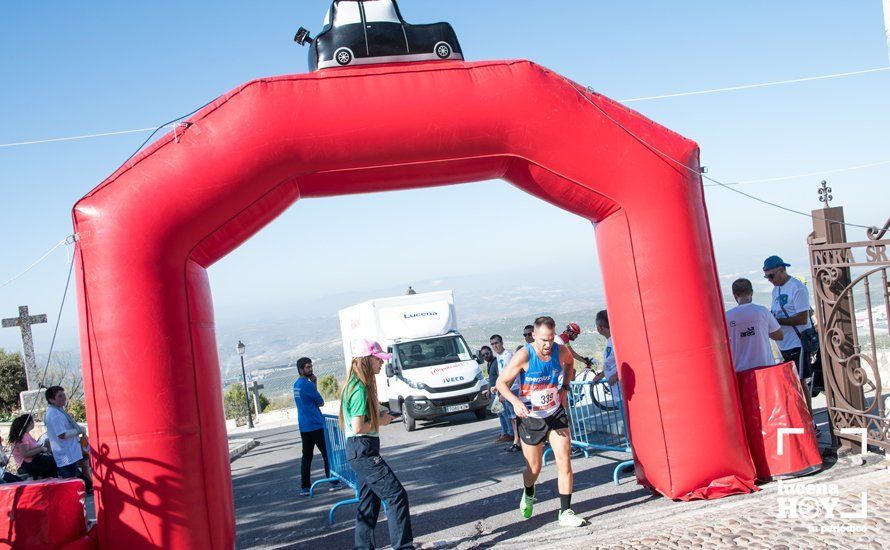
[518,342,564,418]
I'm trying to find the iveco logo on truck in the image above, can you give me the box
[404,311,437,319]
[443,376,465,383]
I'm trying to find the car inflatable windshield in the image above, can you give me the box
[309,0,463,70]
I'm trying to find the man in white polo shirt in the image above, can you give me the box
[725,278,783,372]
[764,255,816,417]
[764,257,814,372]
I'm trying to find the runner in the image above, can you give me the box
[496,316,588,527]
[554,322,595,369]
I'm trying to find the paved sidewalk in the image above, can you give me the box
[229,438,258,462]
[495,459,889,550]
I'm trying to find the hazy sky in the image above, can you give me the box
[2,1,889,354]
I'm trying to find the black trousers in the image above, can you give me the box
[2,471,23,483]
[346,436,413,550]
[300,429,331,489]
[18,453,58,479]
[781,347,812,379]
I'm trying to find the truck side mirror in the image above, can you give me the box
[385,363,395,378]
[474,354,482,365]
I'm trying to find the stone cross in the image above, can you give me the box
[2,305,48,390]
[250,380,264,418]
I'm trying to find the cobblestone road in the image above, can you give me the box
[499,461,889,550]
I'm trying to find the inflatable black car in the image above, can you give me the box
[298,0,463,70]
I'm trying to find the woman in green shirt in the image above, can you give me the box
[340,340,414,550]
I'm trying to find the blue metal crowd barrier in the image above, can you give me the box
[310,414,360,524]
[542,380,635,484]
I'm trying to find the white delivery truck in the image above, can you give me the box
[339,290,490,431]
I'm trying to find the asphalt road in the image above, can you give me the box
[76,396,832,548]
[230,411,666,549]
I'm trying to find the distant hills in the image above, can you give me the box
[30,263,826,403]
[215,269,607,398]
[213,266,781,401]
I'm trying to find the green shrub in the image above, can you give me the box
[317,374,340,401]
[67,399,87,422]
[0,350,26,419]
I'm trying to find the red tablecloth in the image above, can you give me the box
[737,361,822,481]
[0,478,88,549]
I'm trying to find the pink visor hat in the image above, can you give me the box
[352,339,392,361]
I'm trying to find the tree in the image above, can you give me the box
[0,349,27,420]
[223,383,269,424]
[44,351,84,403]
[317,374,340,401]
[224,383,250,425]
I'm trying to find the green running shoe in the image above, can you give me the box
[519,486,536,519]
[557,508,588,527]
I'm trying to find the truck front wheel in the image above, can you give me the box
[402,406,416,432]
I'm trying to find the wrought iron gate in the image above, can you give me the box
[809,211,890,451]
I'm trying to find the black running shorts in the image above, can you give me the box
[517,407,570,446]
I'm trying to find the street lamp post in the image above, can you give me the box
[237,340,254,429]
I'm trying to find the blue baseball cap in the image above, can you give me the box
[763,255,791,271]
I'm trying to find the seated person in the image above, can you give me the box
[8,413,58,479]
[1,437,23,483]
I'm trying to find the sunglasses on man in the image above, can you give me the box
[523,332,533,338]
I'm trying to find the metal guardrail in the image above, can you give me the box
[543,380,635,485]
[310,414,360,524]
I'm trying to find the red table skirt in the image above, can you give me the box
[0,478,90,549]
[737,361,822,481]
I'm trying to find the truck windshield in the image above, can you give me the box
[395,335,471,369]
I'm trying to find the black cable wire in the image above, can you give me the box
[3,98,214,468]
[700,173,874,229]
[122,98,216,165]
[574,84,879,231]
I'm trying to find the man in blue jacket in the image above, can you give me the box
[293,357,338,495]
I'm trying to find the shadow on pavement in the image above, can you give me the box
[233,412,657,549]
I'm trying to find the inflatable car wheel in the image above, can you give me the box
[334,48,353,66]
[434,42,452,59]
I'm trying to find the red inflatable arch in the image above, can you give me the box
[73,60,755,548]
